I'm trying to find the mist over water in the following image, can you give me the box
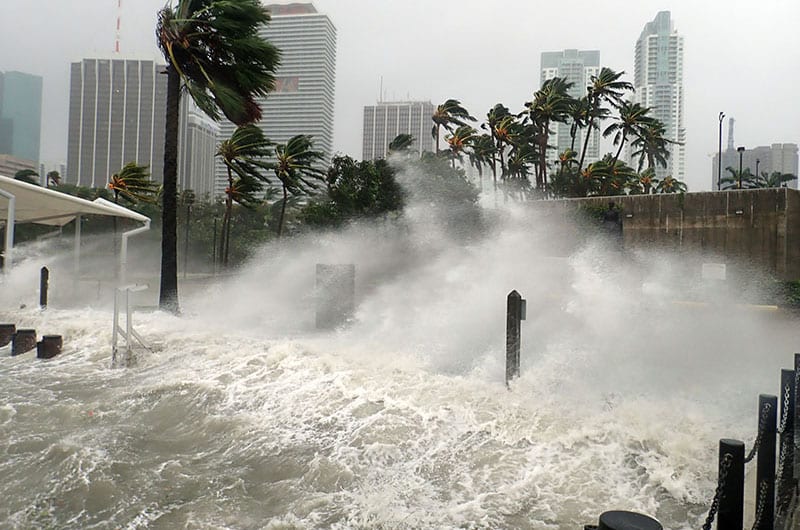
[2,163,798,528]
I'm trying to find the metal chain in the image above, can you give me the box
[776,436,789,483]
[702,453,734,530]
[778,383,790,434]
[750,479,769,530]
[745,402,773,463]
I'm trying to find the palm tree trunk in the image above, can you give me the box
[158,65,180,313]
[570,123,578,152]
[224,211,233,265]
[219,169,233,267]
[435,124,440,154]
[277,184,288,238]
[612,131,627,167]
[578,95,596,172]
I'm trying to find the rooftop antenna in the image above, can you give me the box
[727,117,735,151]
[115,0,122,53]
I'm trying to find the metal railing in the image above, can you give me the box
[111,283,150,365]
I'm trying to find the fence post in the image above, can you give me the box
[777,368,796,517]
[505,290,525,385]
[717,438,745,530]
[754,394,777,530]
[39,266,49,308]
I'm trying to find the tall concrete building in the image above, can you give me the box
[67,58,217,193]
[632,11,685,180]
[540,50,600,167]
[0,71,43,164]
[215,3,337,195]
[67,58,167,188]
[362,100,435,160]
[711,144,799,189]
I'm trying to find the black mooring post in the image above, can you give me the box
[717,438,745,530]
[0,323,15,347]
[755,394,777,530]
[596,510,662,530]
[505,290,525,385]
[777,368,796,517]
[39,266,49,308]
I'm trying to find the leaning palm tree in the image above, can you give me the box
[45,170,61,188]
[388,133,415,156]
[13,169,39,185]
[578,67,633,172]
[216,124,273,266]
[108,162,159,204]
[272,135,326,237]
[445,125,477,169]
[156,0,280,312]
[468,133,496,191]
[630,120,675,173]
[603,100,655,167]
[431,99,475,155]
[526,76,574,191]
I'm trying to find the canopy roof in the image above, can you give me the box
[0,174,149,226]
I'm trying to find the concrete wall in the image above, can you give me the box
[543,189,800,281]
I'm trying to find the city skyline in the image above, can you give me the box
[0,0,798,193]
[362,100,435,160]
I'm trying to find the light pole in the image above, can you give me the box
[718,112,725,190]
[755,158,760,181]
[737,146,746,189]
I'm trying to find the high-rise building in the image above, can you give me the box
[67,58,167,188]
[215,3,337,195]
[711,144,799,189]
[362,101,435,160]
[540,50,600,167]
[632,11,685,180]
[0,71,43,164]
[67,58,217,192]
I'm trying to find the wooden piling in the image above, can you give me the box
[12,329,37,356]
[505,290,524,385]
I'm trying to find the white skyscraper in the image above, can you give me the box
[633,11,685,180]
[362,101,435,160]
[215,3,337,195]
[540,49,600,167]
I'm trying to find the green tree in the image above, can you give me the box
[272,134,326,237]
[630,120,675,173]
[567,96,591,153]
[603,100,655,166]
[431,99,475,155]
[216,124,273,266]
[751,171,797,188]
[156,0,280,312]
[578,68,633,172]
[655,175,688,194]
[108,162,160,204]
[720,166,755,190]
[526,77,574,191]
[388,133,414,155]
[628,167,659,195]
[445,125,477,169]
[468,133,496,190]
[13,169,39,185]
[45,170,61,188]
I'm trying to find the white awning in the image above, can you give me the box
[0,174,149,226]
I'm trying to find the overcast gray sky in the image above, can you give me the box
[1,0,798,191]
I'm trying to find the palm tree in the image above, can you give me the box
[629,168,659,195]
[655,175,688,194]
[388,133,415,155]
[272,134,326,237]
[216,124,273,266]
[156,0,280,312]
[630,120,675,173]
[431,99,475,155]
[599,155,637,196]
[578,68,633,172]
[567,96,591,153]
[720,167,755,190]
[468,133,496,190]
[445,125,477,169]
[13,169,39,185]
[46,171,61,188]
[108,162,159,204]
[526,77,574,191]
[751,171,797,188]
[603,101,655,166]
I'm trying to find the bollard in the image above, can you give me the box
[39,266,49,309]
[315,264,355,330]
[776,369,796,518]
[594,510,662,530]
[12,329,37,355]
[754,394,777,530]
[505,290,525,385]
[717,438,745,530]
[0,323,15,347]
[36,335,62,359]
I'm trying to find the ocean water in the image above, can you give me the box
[1,202,797,529]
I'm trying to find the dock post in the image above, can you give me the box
[754,394,777,530]
[505,290,525,385]
[39,266,49,309]
[777,368,796,517]
[717,438,745,530]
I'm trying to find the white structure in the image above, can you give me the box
[215,3,337,196]
[632,11,685,180]
[711,144,799,189]
[178,98,218,197]
[362,101,435,160]
[540,49,600,167]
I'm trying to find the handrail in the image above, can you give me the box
[112,283,150,365]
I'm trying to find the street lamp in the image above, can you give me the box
[737,146,746,189]
[718,112,725,190]
[755,158,760,180]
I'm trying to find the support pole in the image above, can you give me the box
[505,290,525,385]
[73,215,81,279]
[717,438,745,530]
[754,394,777,530]
[0,188,15,271]
[777,368,796,517]
[39,266,49,309]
